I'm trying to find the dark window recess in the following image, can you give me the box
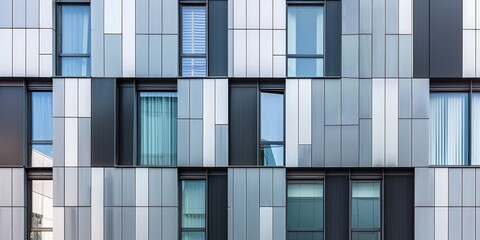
[384,174,414,240]
[208,0,228,76]
[325,0,341,77]
[325,174,349,240]
[117,81,135,166]
[0,86,25,166]
[208,173,228,240]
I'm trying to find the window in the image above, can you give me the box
[30,92,53,167]
[29,179,53,240]
[57,3,91,76]
[181,180,206,239]
[138,92,178,165]
[287,1,324,77]
[287,181,324,240]
[351,181,381,240]
[260,91,285,166]
[181,0,207,77]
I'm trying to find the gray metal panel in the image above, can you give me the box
[398,119,412,167]
[162,35,179,77]
[342,35,359,78]
[449,208,462,240]
[342,0,359,34]
[325,126,341,167]
[0,208,11,239]
[399,79,412,118]
[273,207,286,240]
[12,169,24,206]
[177,119,190,166]
[12,207,23,240]
[463,208,475,240]
[259,168,273,207]
[136,0,148,34]
[149,35,162,77]
[178,79,190,119]
[448,169,462,207]
[412,119,429,167]
[190,80,203,118]
[104,168,122,207]
[312,80,325,167]
[477,170,480,206]
[105,207,122,240]
[53,168,64,206]
[148,168,162,206]
[78,168,91,206]
[65,168,78,206]
[415,207,434,240]
[359,78,372,118]
[78,207,91,240]
[162,169,178,206]
[0,87,25,166]
[123,207,135,240]
[215,124,229,166]
[385,0,398,34]
[104,35,122,77]
[342,125,359,167]
[26,0,38,28]
[463,169,476,206]
[149,207,162,239]
[233,169,247,240]
[190,119,203,166]
[53,79,64,117]
[65,207,78,240]
[0,169,11,206]
[273,169,286,207]
[386,35,399,77]
[208,0,228,76]
[122,168,135,206]
[341,78,359,124]
[325,80,341,125]
[359,35,372,78]
[412,79,429,119]
[78,118,91,167]
[135,35,149,77]
[91,0,104,76]
[372,0,385,77]
[399,35,412,78]
[0,0,12,27]
[162,207,178,240]
[13,0,25,27]
[359,0,372,34]
[298,144,312,167]
[414,168,434,206]
[163,0,178,34]
[413,0,429,77]
[246,169,260,240]
[149,0,162,34]
[359,119,372,167]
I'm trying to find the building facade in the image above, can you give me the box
[0,0,478,239]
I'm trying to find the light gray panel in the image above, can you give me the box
[233,169,247,240]
[26,0,38,28]
[449,208,462,240]
[342,78,359,124]
[0,169,11,206]
[12,169,24,206]
[412,79,429,118]
[372,0,385,77]
[104,168,122,207]
[228,169,233,208]
[91,0,104,77]
[399,35,412,77]
[162,35,179,77]
[273,169,286,207]
[398,119,412,167]
[342,0,359,34]
[162,207,178,240]
[162,169,178,206]
[149,35,162,77]
[359,119,372,167]
[312,80,325,167]
[215,124,229,166]
[386,0,398,34]
[399,79,412,118]
[463,169,476,206]
[246,169,260,240]
[78,118,91,167]
[105,207,122,240]
[412,119,429,167]
[359,35,372,78]
[0,208,11,239]
[104,35,122,77]
[342,35,359,78]
[260,168,273,207]
[122,168,135,206]
[359,0,372,34]
[0,0,12,27]
[135,35,149,77]
[123,207,135,240]
[298,144,312,167]
[148,168,162,206]
[53,118,65,167]
[78,168,91,206]
[477,170,480,206]
[162,0,178,34]
[448,169,462,207]
[12,208,23,240]
[415,207,434,240]
[190,119,203,166]
[136,0,148,34]
[13,0,25,27]
[178,79,190,119]
[415,168,434,206]
[149,0,161,34]
[53,79,64,117]
[149,207,162,239]
[65,207,78,240]
[463,208,475,240]
[64,168,78,206]
[386,35,399,77]
[342,125,359,167]
[78,207,91,240]
[359,78,372,118]
[189,80,203,119]
[273,207,286,240]
[325,80,341,125]
[325,126,341,167]
[53,168,64,206]
[177,119,190,166]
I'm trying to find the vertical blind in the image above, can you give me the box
[472,93,480,165]
[182,6,206,77]
[430,93,469,165]
[182,180,206,240]
[139,92,177,165]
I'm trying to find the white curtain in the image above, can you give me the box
[61,5,90,76]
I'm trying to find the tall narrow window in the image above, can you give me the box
[472,93,480,165]
[58,4,91,76]
[29,180,53,240]
[287,1,324,77]
[181,1,207,76]
[287,181,324,240]
[351,181,381,240]
[260,91,284,166]
[138,92,178,165]
[430,93,469,165]
[181,180,206,240]
[30,92,53,167]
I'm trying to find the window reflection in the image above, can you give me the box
[351,181,381,240]
[30,180,53,240]
[260,91,284,166]
[30,92,53,167]
[181,180,206,240]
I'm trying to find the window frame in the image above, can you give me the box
[350,179,383,240]
[259,88,285,166]
[179,170,208,240]
[27,168,53,240]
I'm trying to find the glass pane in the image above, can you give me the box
[471,93,480,165]
[182,6,206,54]
[182,232,206,240]
[61,57,91,77]
[288,58,324,77]
[287,182,324,231]
[182,180,206,229]
[31,92,53,141]
[182,57,207,77]
[287,6,324,55]
[31,144,53,167]
[430,93,469,165]
[261,92,284,141]
[139,92,178,165]
[352,181,380,229]
[352,232,380,240]
[31,180,53,228]
[30,231,53,240]
[61,5,91,54]
[260,144,284,166]
[287,232,323,240]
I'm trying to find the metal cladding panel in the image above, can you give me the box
[341,125,359,167]
[209,0,228,76]
[12,30,26,76]
[105,207,122,240]
[463,30,476,77]
[435,168,449,207]
[104,35,122,77]
[359,35,372,78]
[233,169,247,240]
[177,119,190,166]
[190,119,204,166]
[463,208,476,240]
[463,169,476,206]
[360,0,372,33]
[78,168,92,206]
[208,174,228,240]
[260,168,273,207]
[161,35,179,77]
[312,79,325,167]
[246,169,260,240]
[372,0,385,77]
[448,169,462,207]
[0,169,12,206]
[298,79,312,144]
[0,0,12,27]
[259,30,273,77]
[12,208,23,240]
[0,87,24,166]
[135,207,148,240]
[342,0,359,34]
[136,0,148,34]
[65,78,78,118]
[91,78,115,166]
[272,169,286,207]
[12,169,24,207]
[123,207,135,240]
[412,119,429,167]
[372,78,385,167]
[298,144,312,167]
[413,0,429,77]
[359,119,372,167]
[233,30,247,77]
[415,207,434,240]
[342,35,359,78]
[215,125,229,166]
[246,30,260,77]
[0,208,12,240]
[26,0,39,28]
[384,174,414,240]
[136,168,149,207]
[398,119,412,167]
[91,0,104,77]
[411,79,429,119]
[78,79,91,118]
[135,35,148,77]
[359,78,371,118]
[65,168,78,206]
[204,79,216,166]
[325,174,349,240]
[260,207,273,240]
[26,29,39,77]
[448,208,461,240]
[386,0,398,34]
[104,0,122,34]
[325,126,341,167]
[149,34,162,77]
[341,78,359,125]
[325,79,341,125]
[215,79,229,125]
[149,0,162,34]
[78,118,91,167]
[78,207,91,240]
[162,0,179,34]
[399,35,412,78]
[122,0,136,77]
[149,207,162,239]
[325,0,342,76]
[91,168,104,240]
[178,79,190,119]
[162,207,178,240]
[399,78,412,118]
[65,207,78,240]
[385,79,398,167]
[386,35,399,77]
[415,168,434,206]
[53,118,65,167]
[286,79,299,167]
[122,168,135,206]
[104,168,122,207]
[190,79,203,119]
[162,169,178,206]
[53,168,64,207]
[117,85,135,166]
[0,30,12,76]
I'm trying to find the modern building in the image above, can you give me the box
[0,0,478,239]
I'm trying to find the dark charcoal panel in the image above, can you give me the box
[413,0,430,77]
[208,0,228,76]
[325,174,349,240]
[384,174,414,240]
[117,84,135,165]
[0,87,25,166]
[325,0,341,77]
[91,78,115,166]
[208,173,228,240]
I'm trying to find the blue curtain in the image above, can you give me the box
[31,92,53,158]
[182,180,206,240]
[139,92,177,165]
[182,6,206,77]
[472,93,480,165]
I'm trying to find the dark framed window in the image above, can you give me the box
[180,0,207,77]
[29,91,53,167]
[181,179,207,239]
[27,170,53,240]
[260,90,285,166]
[351,181,381,240]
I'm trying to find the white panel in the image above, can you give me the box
[91,168,104,240]
[246,30,260,77]
[215,79,229,124]
[273,0,286,29]
[122,0,135,76]
[64,168,78,206]
[136,168,149,206]
[228,0,233,29]
[12,29,25,76]
[203,79,216,167]
[260,207,273,240]
[78,78,91,118]
[385,79,398,167]
[233,0,246,28]
[39,0,52,28]
[228,30,233,77]
[435,208,448,240]
[247,0,259,28]
[477,0,480,29]
[464,30,476,77]
[26,29,39,77]
[65,78,78,117]
[273,30,286,55]
[260,30,273,77]
[136,207,148,240]
[435,168,449,206]
[0,29,13,76]
[12,169,24,206]
[464,0,476,29]
[233,30,247,77]
[0,169,12,206]
[53,207,64,240]
[286,79,299,167]
[298,79,312,144]
[39,54,52,77]
[476,30,480,77]
[104,0,122,33]
[372,78,385,167]
[273,55,286,77]
[39,29,52,54]
[260,0,273,29]
[398,0,412,34]
[64,118,78,167]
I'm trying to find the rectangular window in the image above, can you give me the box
[29,180,53,240]
[351,181,381,240]
[30,92,53,167]
[260,91,284,166]
[287,1,324,77]
[138,92,178,165]
[58,4,91,76]
[287,181,324,240]
[181,1,207,77]
[181,180,206,239]
[472,93,480,165]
